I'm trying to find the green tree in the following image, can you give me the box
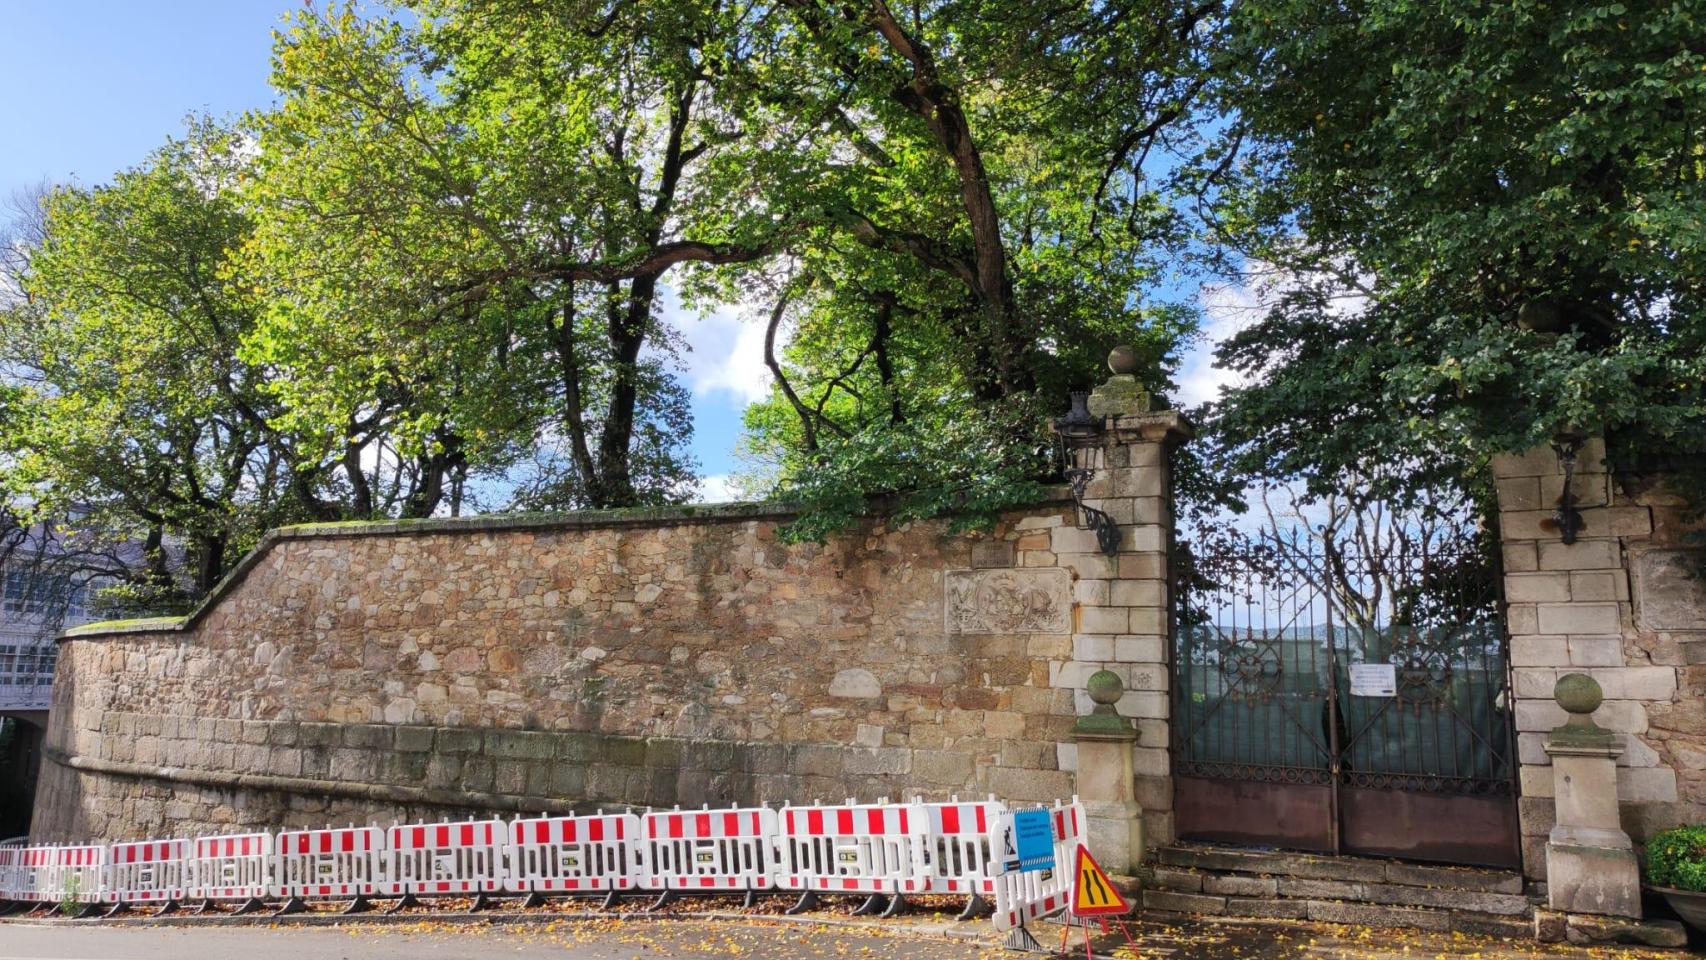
[1,122,311,601]
[710,0,1220,533]
[0,121,473,607]
[245,2,779,509]
[1207,0,1706,508]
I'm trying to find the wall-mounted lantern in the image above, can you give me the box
[1550,431,1588,545]
[1052,391,1121,556]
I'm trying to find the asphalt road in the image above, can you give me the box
[0,919,1004,960]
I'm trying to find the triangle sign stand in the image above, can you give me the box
[1057,844,1138,959]
[1070,844,1129,916]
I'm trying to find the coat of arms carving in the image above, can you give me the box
[945,568,1071,634]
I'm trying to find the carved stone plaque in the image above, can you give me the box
[1634,549,1706,632]
[945,568,1072,634]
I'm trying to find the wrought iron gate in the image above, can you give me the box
[1170,533,1520,868]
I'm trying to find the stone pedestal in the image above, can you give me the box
[1073,669,1144,874]
[1544,673,1641,919]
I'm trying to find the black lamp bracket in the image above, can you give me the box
[1550,432,1588,545]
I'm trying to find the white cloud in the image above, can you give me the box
[692,473,741,504]
[1174,279,1263,407]
[661,286,780,406]
[1176,262,1369,408]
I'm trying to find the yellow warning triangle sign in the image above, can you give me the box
[1070,844,1130,917]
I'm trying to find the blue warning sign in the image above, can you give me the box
[1013,809,1055,873]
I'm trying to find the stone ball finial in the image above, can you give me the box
[1555,672,1604,717]
[1087,669,1125,708]
[1107,344,1140,376]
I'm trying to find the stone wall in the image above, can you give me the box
[34,406,1188,848]
[1496,439,1706,878]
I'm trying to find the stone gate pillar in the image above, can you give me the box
[1050,348,1191,867]
[1491,434,1698,887]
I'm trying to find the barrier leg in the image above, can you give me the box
[519,891,545,909]
[600,889,623,911]
[1003,922,1044,953]
[383,894,420,915]
[102,901,131,919]
[341,896,372,915]
[231,897,266,916]
[190,898,217,915]
[647,889,676,912]
[273,896,307,917]
[879,894,907,919]
[468,893,491,914]
[784,891,819,915]
[956,893,992,921]
[153,899,180,917]
[72,903,100,919]
[852,894,887,916]
[742,889,757,909]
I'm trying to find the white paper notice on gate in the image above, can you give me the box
[1349,663,1397,697]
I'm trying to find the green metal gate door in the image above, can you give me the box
[1170,534,1521,868]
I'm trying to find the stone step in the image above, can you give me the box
[1141,888,1536,939]
[1155,843,1525,895]
[1149,866,1532,916]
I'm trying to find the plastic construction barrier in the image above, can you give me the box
[274,826,382,904]
[37,845,106,908]
[0,842,23,902]
[105,839,192,906]
[918,798,1005,919]
[776,802,930,916]
[991,798,1086,936]
[0,791,1081,927]
[506,813,642,900]
[642,806,777,905]
[188,833,274,907]
[380,819,506,901]
[16,846,54,903]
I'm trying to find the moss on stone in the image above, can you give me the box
[62,616,187,636]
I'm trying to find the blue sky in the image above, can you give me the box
[0,1,764,499]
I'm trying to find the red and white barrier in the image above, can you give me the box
[0,842,24,902]
[643,807,777,895]
[35,845,106,905]
[991,799,1086,933]
[188,833,273,903]
[380,819,506,897]
[777,803,930,899]
[105,839,191,905]
[919,799,1004,897]
[16,846,53,903]
[274,827,382,901]
[506,814,641,896]
[4,790,1081,931]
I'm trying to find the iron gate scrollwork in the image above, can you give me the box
[1170,532,1520,868]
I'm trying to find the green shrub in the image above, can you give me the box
[1644,825,1706,891]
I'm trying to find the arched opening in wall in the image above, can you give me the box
[1169,485,1520,868]
[0,713,46,838]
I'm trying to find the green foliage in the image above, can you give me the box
[1208,0,1706,505]
[763,394,1055,543]
[2,121,316,601]
[56,873,80,917]
[713,0,1216,528]
[244,1,732,510]
[1645,824,1706,892]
